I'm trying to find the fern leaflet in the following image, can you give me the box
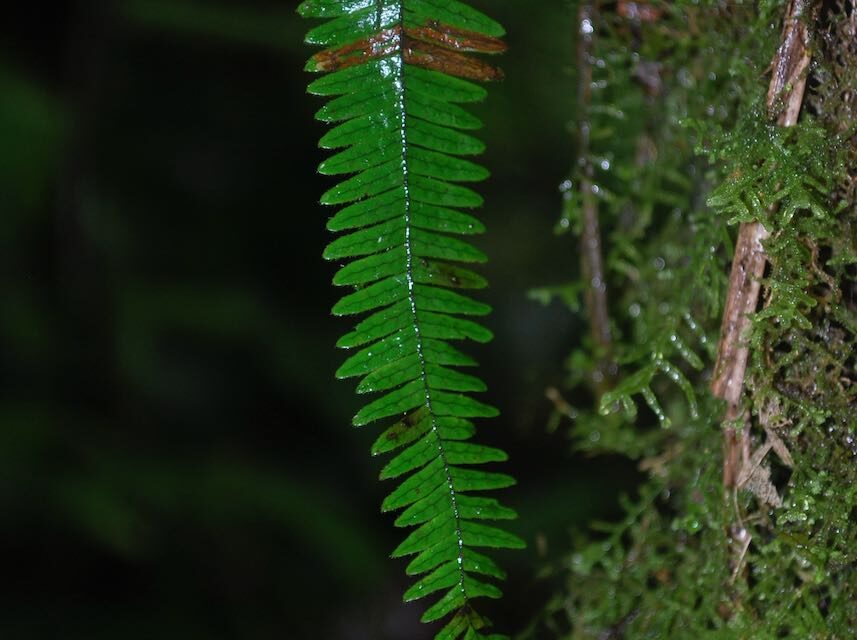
[299,1,523,637]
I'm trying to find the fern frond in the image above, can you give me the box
[299,1,522,637]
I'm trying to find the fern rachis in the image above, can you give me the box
[300,1,522,637]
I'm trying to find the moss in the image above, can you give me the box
[529,2,856,638]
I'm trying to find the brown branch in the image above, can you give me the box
[576,0,614,397]
[713,0,817,486]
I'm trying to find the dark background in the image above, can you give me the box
[1,1,638,637]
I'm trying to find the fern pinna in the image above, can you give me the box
[299,0,523,637]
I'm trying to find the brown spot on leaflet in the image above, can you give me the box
[310,22,505,81]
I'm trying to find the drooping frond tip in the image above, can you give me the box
[299,1,522,638]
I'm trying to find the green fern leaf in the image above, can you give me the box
[300,1,521,637]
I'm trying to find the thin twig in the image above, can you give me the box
[713,0,817,489]
[576,0,614,397]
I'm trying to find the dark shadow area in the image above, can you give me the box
[0,1,640,638]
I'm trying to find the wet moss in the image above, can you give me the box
[530,2,856,637]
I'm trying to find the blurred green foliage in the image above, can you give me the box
[0,1,637,638]
[3,1,852,638]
